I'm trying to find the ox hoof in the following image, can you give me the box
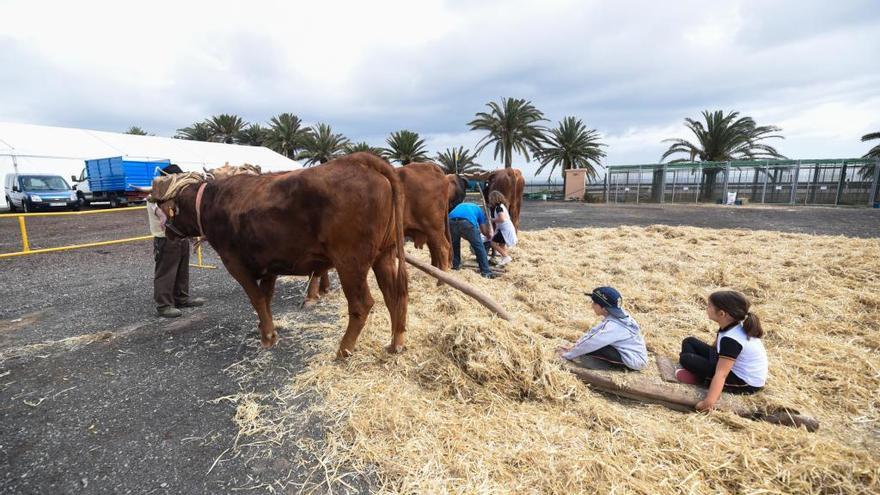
[335,348,354,360]
[260,332,278,348]
[385,344,405,354]
[302,299,318,309]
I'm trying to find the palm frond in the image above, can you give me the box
[383,130,429,165]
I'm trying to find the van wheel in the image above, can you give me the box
[5,197,14,212]
[77,192,89,207]
[22,200,30,213]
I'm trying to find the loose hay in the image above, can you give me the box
[262,226,878,494]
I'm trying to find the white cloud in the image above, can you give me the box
[0,0,877,179]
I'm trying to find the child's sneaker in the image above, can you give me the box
[675,368,701,385]
[498,256,512,266]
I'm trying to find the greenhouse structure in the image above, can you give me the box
[604,158,880,206]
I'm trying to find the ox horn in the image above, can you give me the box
[131,185,152,193]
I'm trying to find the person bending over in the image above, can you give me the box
[448,202,494,279]
[488,190,517,266]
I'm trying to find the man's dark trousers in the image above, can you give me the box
[154,237,191,308]
[449,218,491,276]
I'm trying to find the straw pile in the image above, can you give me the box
[262,226,879,493]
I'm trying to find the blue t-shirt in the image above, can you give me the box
[448,202,487,226]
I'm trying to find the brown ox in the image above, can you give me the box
[398,162,451,270]
[482,168,525,230]
[446,174,467,211]
[305,161,452,305]
[150,153,407,358]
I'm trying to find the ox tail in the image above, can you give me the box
[359,154,408,318]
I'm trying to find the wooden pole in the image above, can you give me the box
[565,363,818,431]
[404,254,512,321]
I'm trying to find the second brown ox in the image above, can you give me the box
[305,161,452,305]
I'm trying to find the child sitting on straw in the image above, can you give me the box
[556,287,648,371]
[676,290,768,411]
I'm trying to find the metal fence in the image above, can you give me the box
[606,159,880,206]
[523,180,606,202]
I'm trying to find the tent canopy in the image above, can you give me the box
[1,122,301,207]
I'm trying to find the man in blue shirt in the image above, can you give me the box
[448,202,494,278]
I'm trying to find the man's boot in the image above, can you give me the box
[176,297,206,308]
[157,305,183,318]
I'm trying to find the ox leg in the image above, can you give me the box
[372,249,408,353]
[427,232,451,271]
[319,271,331,295]
[259,274,278,329]
[226,264,277,348]
[303,269,328,308]
[335,267,374,359]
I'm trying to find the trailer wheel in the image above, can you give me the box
[109,196,120,208]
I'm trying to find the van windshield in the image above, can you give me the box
[21,176,70,191]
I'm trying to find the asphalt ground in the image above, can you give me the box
[1,201,878,494]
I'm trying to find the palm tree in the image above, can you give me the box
[124,126,150,136]
[535,117,605,181]
[383,130,429,165]
[468,97,547,168]
[344,141,385,157]
[661,110,785,199]
[296,123,350,166]
[860,131,880,180]
[265,113,309,159]
[237,123,268,146]
[436,147,484,175]
[207,114,248,144]
[175,122,213,141]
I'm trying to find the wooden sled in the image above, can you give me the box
[565,356,819,432]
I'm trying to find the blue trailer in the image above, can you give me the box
[71,157,168,207]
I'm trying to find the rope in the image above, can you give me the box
[147,172,207,203]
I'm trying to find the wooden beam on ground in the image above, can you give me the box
[565,363,819,432]
[404,254,512,322]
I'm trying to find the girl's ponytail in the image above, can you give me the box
[709,290,764,339]
[742,311,764,339]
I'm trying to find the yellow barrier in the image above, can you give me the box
[0,205,216,268]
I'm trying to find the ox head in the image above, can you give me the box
[141,172,208,239]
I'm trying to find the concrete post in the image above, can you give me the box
[869,159,880,206]
[790,161,800,204]
[721,162,730,204]
[761,163,769,204]
[659,164,667,203]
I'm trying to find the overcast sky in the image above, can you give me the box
[1,0,878,179]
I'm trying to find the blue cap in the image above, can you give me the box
[587,286,627,319]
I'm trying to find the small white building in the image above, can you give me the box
[0,122,301,208]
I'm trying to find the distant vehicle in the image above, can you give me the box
[71,157,167,208]
[4,173,80,212]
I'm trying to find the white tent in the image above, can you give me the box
[0,122,301,208]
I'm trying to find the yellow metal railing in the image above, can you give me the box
[0,206,215,268]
